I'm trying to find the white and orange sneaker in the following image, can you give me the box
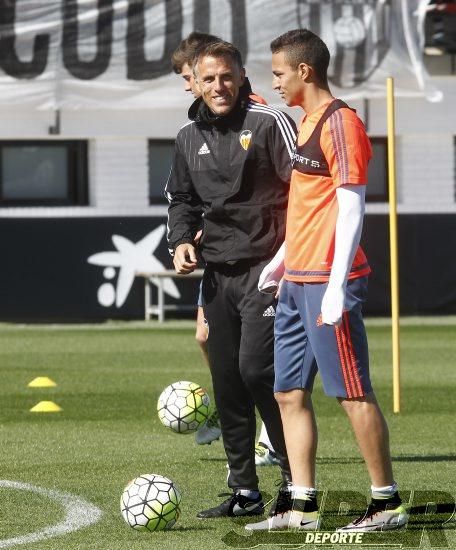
[337,495,409,532]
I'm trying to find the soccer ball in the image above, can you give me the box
[333,16,366,49]
[120,474,181,532]
[157,380,211,434]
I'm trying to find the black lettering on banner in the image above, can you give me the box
[230,0,247,63]
[0,0,49,79]
[193,0,210,33]
[0,0,248,82]
[192,0,248,63]
[127,0,182,80]
[62,0,114,80]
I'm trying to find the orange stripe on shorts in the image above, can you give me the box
[335,324,353,398]
[342,312,364,397]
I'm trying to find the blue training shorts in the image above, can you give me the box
[274,276,372,399]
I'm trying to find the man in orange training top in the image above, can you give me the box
[247,28,408,533]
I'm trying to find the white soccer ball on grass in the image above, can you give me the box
[157,380,211,434]
[120,474,181,532]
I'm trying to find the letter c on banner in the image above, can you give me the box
[0,0,50,79]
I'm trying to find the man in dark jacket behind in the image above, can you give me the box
[166,40,296,518]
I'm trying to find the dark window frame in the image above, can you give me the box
[454,136,456,202]
[0,140,89,207]
[148,138,175,205]
[147,136,390,203]
[367,136,389,203]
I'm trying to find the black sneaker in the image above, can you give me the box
[269,482,293,517]
[197,491,264,518]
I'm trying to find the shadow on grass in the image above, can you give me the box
[321,502,456,521]
[171,525,216,532]
[393,454,456,462]
[316,457,364,464]
[314,454,456,464]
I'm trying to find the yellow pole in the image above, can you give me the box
[386,77,401,413]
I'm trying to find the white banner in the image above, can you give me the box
[0,0,442,110]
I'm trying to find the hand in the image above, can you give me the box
[194,229,202,244]
[258,276,283,298]
[173,243,197,274]
[258,243,285,294]
[275,277,284,299]
[321,284,345,326]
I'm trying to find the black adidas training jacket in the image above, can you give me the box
[166,82,297,265]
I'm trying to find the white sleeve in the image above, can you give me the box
[321,185,365,325]
[258,242,285,294]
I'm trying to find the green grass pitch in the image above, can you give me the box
[0,319,454,549]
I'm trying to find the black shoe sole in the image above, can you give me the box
[196,508,264,519]
[196,507,264,519]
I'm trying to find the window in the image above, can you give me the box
[148,139,175,204]
[367,137,389,202]
[148,138,389,203]
[0,140,88,206]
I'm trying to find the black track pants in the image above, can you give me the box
[202,260,291,490]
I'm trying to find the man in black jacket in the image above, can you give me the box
[166,40,296,518]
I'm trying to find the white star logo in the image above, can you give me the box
[87,225,180,308]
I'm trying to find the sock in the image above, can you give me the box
[258,423,273,450]
[290,486,318,513]
[290,485,317,500]
[371,482,399,500]
[238,489,260,500]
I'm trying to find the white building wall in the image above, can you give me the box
[399,134,454,213]
[0,77,454,218]
[348,77,456,215]
[90,138,149,214]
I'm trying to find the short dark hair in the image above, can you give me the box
[194,40,243,74]
[270,29,330,83]
[171,32,221,74]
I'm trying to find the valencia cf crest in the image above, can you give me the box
[297,0,391,88]
[239,130,252,151]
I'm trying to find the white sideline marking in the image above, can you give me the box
[0,480,103,548]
